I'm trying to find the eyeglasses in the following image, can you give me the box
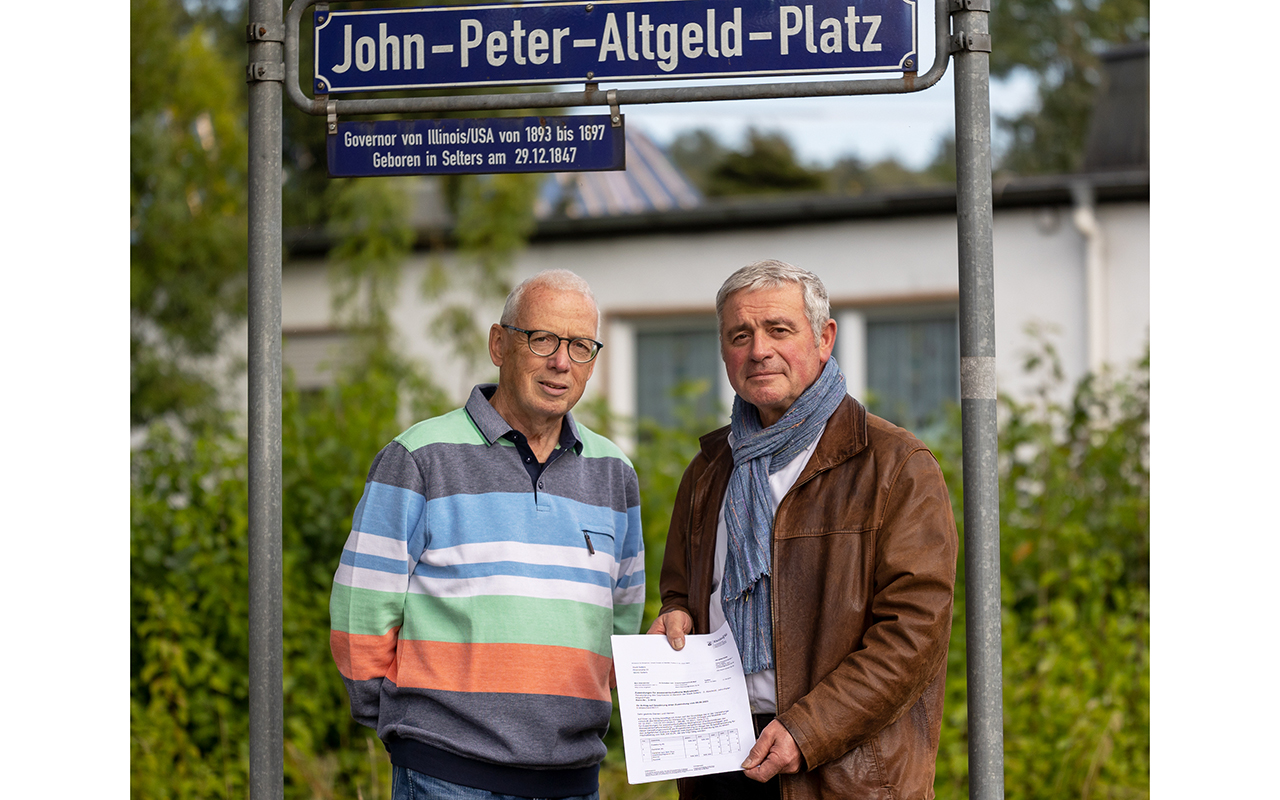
[502,325,603,364]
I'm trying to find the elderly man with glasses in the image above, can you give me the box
[330,269,644,800]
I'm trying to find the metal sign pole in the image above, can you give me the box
[950,2,1005,799]
[247,1,285,798]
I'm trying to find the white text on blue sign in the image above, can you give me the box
[314,0,916,93]
[327,116,626,176]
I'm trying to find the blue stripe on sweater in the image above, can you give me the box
[615,570,645,590]
[618,508,643,560]
[340,549,414,575]
[413,559,614,588]
[351,482,426,544]
[424,492,633,550]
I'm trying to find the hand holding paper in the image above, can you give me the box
[741,718,802,781]
[611,622,756,784]
[646,608,693,651]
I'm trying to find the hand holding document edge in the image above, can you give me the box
[741,717,804,782]
[611,621,756,785]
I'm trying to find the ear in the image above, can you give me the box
[818,318,837,363]
[488,324,506,367]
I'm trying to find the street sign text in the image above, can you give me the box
[327,115,626,176]
[314,0,916,93]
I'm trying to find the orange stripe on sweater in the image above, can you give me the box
[331,628,400,682]
[395,640,613,702]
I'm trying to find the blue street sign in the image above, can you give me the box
[314,0,916,94]
[327,115,626,176]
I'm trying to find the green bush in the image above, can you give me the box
[931,343,1150,800]
[132,426,252,799]
[131,349,449,799]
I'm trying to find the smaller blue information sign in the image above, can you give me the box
[327,115,626,176]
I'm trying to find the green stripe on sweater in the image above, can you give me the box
[333,585,627,657]
[395,408,484,451]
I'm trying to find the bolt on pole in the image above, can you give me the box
[951,3,1005,800]
[247,0,285,798]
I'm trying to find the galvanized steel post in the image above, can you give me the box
[951,2,1005,799]
[247,1,285,798]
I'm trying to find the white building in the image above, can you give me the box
[280,165,1149,442]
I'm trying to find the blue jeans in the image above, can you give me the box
[391,765,599,800]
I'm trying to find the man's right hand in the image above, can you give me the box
[646,609,693,651]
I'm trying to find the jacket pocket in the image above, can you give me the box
[815,735,895,799]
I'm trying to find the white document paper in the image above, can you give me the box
[611,622,755,785]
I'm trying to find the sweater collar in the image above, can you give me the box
[464,383,584,455]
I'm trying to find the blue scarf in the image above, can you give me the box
[722,357,847,674]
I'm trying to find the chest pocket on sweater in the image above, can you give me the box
[580,526,618,578]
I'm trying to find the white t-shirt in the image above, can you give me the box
[709,424,826,714]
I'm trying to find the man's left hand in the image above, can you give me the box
[741,719,802,782]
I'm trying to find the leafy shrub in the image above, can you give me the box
[131,349,448,799]
[931,342,1150,800]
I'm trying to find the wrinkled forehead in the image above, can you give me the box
[515,286,600,336]
[720,284,806,324]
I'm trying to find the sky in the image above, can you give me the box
[601,0,1039,169]
[623,68,1038,169]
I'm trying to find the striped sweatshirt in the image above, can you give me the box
[330,385,644,795]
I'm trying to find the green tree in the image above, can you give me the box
[669,127,955,198]
[667,129,731,196]
[425,172,541,371]
[324,176,419,337]
[131,0,249,431]
[128,0,472,432]
[704,128,826,196]
[922,134,957,186]
[826,135,956,195]
[991,0,1149,174]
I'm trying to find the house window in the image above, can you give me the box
[865,315,959,433]
[635,328,722,429]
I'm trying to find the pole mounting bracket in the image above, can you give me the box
[948,0,991,12]
[950,32,992,53]
[247,61,285,83]
[327,101,338,135]
[246,21,285,43]
[607,89,621,127]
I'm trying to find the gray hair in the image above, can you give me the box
[715,260,831,344]
[500,269,601,332]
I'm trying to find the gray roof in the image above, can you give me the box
[283,168,1147,255]
[534,126,702,219]
[528,169,1149,243]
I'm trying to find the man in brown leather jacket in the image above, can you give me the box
[649,261,958,800]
